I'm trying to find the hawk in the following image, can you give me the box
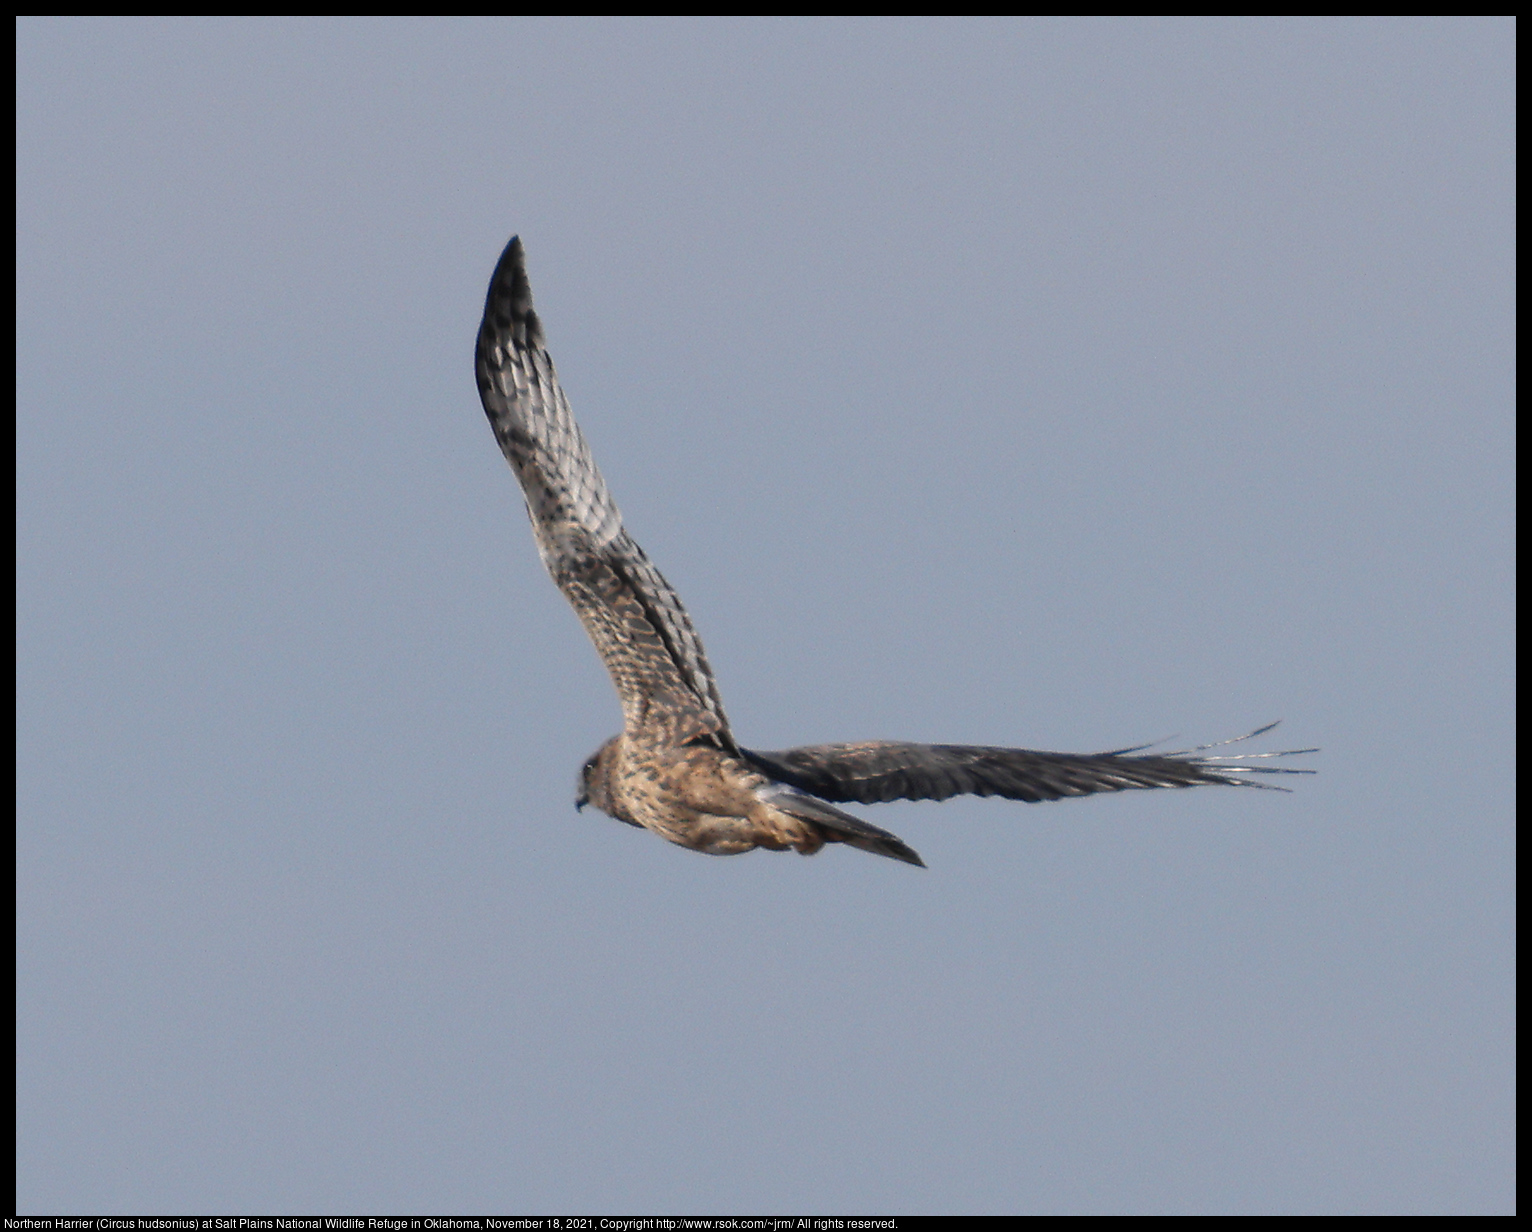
[475,236,1313,867]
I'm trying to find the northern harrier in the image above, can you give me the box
[475,236,1312,867]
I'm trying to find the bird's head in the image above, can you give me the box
[575,735,623,816]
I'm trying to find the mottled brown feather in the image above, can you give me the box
[475,236,1314,868]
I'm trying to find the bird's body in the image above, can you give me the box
[475,236,1312,867]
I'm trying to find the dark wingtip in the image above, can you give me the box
[480,233,543,349]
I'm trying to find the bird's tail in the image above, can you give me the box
[754,783,926,867]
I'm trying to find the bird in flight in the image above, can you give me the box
[475,236,1313,867]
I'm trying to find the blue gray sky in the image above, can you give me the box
[17,17,1513,1215]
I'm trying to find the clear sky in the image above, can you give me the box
[17,17,1514,1216]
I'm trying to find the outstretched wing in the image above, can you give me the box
[742,724,1316,805]
[475,236,729,745]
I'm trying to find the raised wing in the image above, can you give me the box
[475,236,730,744]
[742,724,1316,805]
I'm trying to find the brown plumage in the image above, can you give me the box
[475,236,1314,868]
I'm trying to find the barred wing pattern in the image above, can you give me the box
[475,237,730,745]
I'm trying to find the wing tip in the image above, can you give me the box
[481,233,544,349]
[1118,720,1319,792]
